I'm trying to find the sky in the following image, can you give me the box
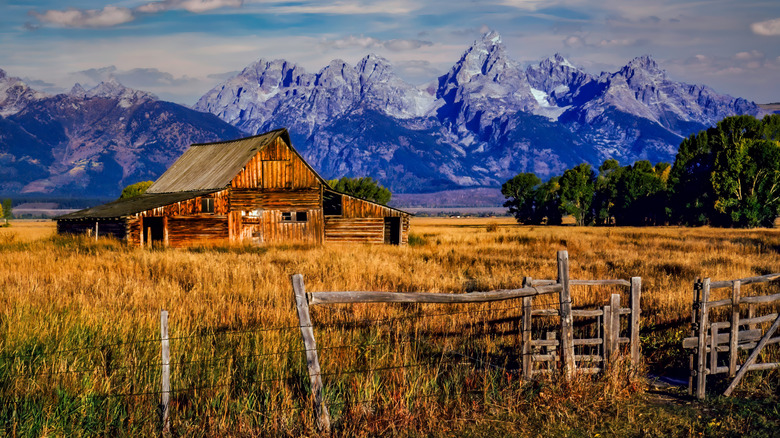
[1,0,779,106]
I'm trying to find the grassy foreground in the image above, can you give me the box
[0,218,779,436]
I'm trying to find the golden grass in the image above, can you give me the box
[1,218,779,436]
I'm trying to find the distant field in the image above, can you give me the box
[1,218,778,436]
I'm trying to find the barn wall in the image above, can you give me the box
[229,188,321,211]
[240,209,323,244]
[231,138,321,190]
[324,217,385,244]
[166,217,229,247]
[57,219,129,240]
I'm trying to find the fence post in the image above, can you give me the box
[557,250,575,379]
[689,279,701,396]
[729,281,741,377]
[603,304,612,362]
[291,274,331,433]
[629,277,641,366]
[95,221,99,241]
[522,277,533,380]
[160,310,171,433]
[695,278,711,399]
[610,294,621,363]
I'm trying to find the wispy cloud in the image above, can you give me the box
[30,0,244,29]
[321,35,433,52]
[30,6,134,28]
[751,18,780,36]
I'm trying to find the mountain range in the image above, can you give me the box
[0,31,766,199]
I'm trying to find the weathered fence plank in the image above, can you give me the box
[309,284,562,305]
[522,277,533,381]
[610,294,621,361]
[723,314,780,396]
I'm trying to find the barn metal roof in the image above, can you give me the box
[56,190,219,220]
[147,128,307,194]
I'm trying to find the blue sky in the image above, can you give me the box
[2,0,779,105]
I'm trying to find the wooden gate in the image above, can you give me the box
[683,274,780,398]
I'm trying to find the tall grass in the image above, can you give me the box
[1,219,779,436]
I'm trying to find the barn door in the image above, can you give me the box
[143,217,164,246]
[384,217,401,245]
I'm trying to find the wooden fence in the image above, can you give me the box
[291,250,642,432]
[683,273,780,399]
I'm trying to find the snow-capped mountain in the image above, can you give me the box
[0,79,242,196]
[195,31,761,192]
[0,69,48,117]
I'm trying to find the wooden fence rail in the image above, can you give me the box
[292,250,642,431]
[683,274,780,399]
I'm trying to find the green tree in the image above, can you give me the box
[612,161,669,226]
[592,159,623,225]
[2,199,12,220]
[119,181,154,200]
[558,163,594,225]
[501,173,541,224]
[668,114,780,227]
[329,176,392,205]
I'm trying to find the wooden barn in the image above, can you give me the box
[56,129,410,247]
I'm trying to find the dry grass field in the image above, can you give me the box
[1,218,779,436]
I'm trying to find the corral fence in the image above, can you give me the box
[294,250,642,432]
[684,273,780,399]
[2,250,642,434]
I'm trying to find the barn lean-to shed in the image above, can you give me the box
[56,128,410,246]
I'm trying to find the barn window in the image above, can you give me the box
[281,211,308,222]
[201,197,214,213]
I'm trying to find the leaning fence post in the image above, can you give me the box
[160,310,171,433]
[557,250,575,379]
[603,303,613,362]
[522,277,533,380]
[629,277,641,366]
[695,278,711,399]
[291,274,331,433]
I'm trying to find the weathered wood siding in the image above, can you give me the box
[229,188,321,211]
[57,219,129,240]
[324,217,385,243]
[231,138,321,190]
[326,193,410,245]
[166,217,229,247]
[242,209,323,244]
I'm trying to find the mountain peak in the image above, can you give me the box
[84,78,156,105]
[481,30,502,46]
[69,83,87,97]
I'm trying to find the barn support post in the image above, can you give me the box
[291,274,331,433]
[629,277,641,367]
[159,310,171,433]
[521,277,533,380]
[557,250,575,379]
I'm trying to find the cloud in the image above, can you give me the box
[251,0,419,15]
[30,0,243,29]
[30,6,134,28]
[321,35,432,52]
[751,18,780,36]
[137,0,243,14]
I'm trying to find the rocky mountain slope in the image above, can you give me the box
[195,31,762,192]
[0,74,243,197]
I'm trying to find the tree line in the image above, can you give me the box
[502,115,780,228]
